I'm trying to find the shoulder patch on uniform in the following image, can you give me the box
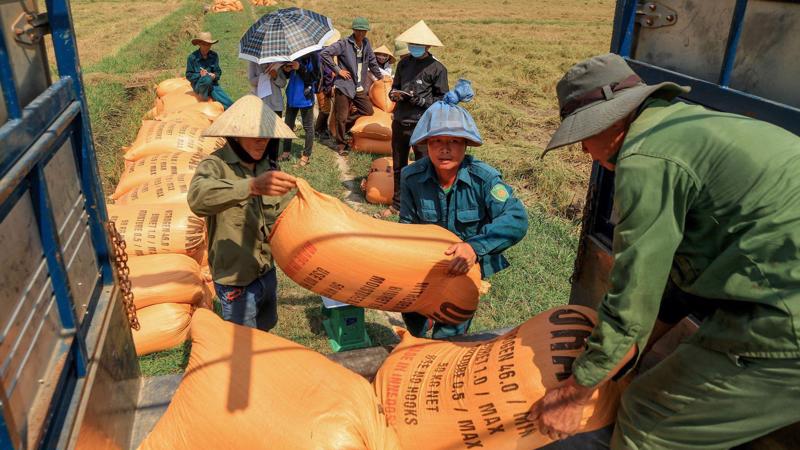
[469,160,501,181]
[490,183,509,202]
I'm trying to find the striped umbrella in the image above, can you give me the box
[239,7,336,64]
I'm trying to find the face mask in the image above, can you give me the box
[409,44,426,58]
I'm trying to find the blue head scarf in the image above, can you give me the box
[410,79,483,146]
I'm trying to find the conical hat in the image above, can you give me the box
[373,45,396,63]
[203,95,297,139]
[396,20,443,47]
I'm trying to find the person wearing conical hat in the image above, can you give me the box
[372,45,396,77]
[530,53,800,448]
[186,32,234,109]
[398,80,528,339]
[188,95,298,331]
[376,20,448,218]
[320,17,386,155]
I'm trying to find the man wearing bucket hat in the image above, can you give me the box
[186,32,234,109]
[398,80,528,339]
[188,95,298,331]
[377,20,449,218]
[320,17,384,155]
[530,53,800,448]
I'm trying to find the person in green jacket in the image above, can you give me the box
[531,53,800,449]
[188,95,297,331]
[185,32,234,109]
[399,80,528,338]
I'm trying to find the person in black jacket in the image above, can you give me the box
[377,20,448,218]
[319,17,384,155]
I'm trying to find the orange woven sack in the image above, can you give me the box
[156,78,192,98]
[127,254,207,309]
[139,309,402,450]
[132,303,193,356]
[352,136,393,155]
[270,179,481,324]
[114,174,191,205]
[106,203,206,259]
[153,91,225,121]
[369,77,395,113]
[351,109,392,140]
[374,305,626,449]
[123,121,225,161]
[365,157,393,204]
[114,152,204,199]
[156,110,212,129]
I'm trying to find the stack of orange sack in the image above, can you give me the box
[145,77,225,122]
[349,77,395,154]
[250,0,276,5]
[211,0,244,12]
[109,77,222,356]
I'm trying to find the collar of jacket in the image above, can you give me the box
[346,35,369,48]
[419,154,475,186]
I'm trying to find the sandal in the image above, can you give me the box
[298,156,309,167]
[373,206,398,219]
[337,148,350,157]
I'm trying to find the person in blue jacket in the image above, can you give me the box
[281,53,320,166]
[185,32,233,109]
[399,79,529,338]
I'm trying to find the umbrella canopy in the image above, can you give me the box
[239,7,335,64]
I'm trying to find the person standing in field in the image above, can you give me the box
[281,52,321,167]
[320,17,384,156]
[248,61,293,166]
[185,32,234,109]
[188,95,298,331]
[377,20,448,218]
[315,29,341,145]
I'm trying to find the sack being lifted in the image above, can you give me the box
[270,179,481,324]
[139,309,402,449]
[114,174,191,205]
[123,121,226,161]
[363,157,393,205]
[113,152,205,200]
[127,254,207,309]
[106,203,206,259]
[373,305,626,450]
[132,303,193,356]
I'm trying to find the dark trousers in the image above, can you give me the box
[391,120,428,209]
[333,89,373,148]
[267,110,282,165]
[214,269,278,331]
[283,106,315,157]
[401,312,472,340]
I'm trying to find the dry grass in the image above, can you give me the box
[41,0,183,67]
[297,0,614,217]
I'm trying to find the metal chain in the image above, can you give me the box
[106,221,140,330]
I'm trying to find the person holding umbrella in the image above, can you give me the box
[320,17,385,156]
[186,32,234,109]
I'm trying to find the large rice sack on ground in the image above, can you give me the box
[373,305,626,449]
[351,109,392,140]
[106,203,206,259]
[365,157,393,205]
[114,152,204,199]
[270,179,481,324]
[353,136,393,155]
[369,77,395,113]
[156,78,192,98]
[123,121,225,161]
[152,91,225,121]
[156,109,212,129]
[132,303,193,356]
[139,309,402,450]
[114,174,191,205]
[127,254,207,309]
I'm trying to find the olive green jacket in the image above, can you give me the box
[573,100,800,387]
[188,144,294,286]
